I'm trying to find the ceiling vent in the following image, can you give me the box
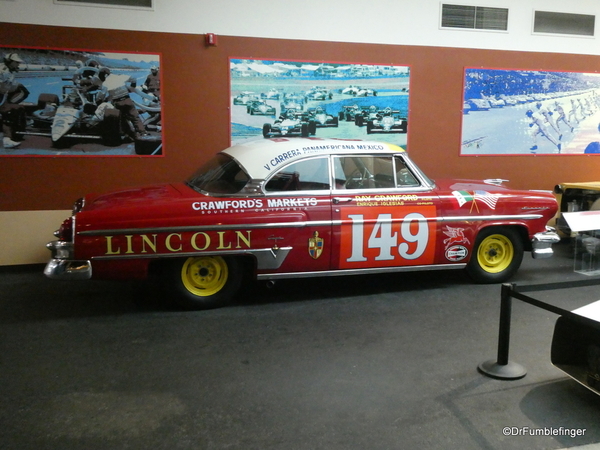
[441,4,509,31]
[54,0,152,9]
[533,11,595,36]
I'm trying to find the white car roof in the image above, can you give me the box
[223,138,405,180]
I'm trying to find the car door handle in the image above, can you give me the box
[333,197,353,204]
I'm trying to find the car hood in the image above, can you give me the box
[434,178,551,195]
[433,178,557,217]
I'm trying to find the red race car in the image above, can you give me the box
[45,138,560,309]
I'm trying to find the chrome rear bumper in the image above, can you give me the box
[44,240,91,280]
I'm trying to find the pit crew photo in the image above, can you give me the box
[0,46,162,156]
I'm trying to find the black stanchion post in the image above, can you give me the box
[478,283,527,380]
[497,282,513,366]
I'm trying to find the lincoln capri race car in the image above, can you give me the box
[45,138,560,310]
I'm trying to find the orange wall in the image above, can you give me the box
[2,22,600,211]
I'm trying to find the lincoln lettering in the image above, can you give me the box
[104,230,252,255]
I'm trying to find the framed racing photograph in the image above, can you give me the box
[0,46,162,157]
[461,67,600,156]
[230,58,410,147]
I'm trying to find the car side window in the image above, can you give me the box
[395,157,420,187]
[333,156,395,190]
[264,156,331,192]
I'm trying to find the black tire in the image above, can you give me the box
[162,256,243,310]
[366,121,374,134]
[301,122,309,137]
[101,109,122,146]
[466,227,524,283]
[262,123,271,138]
[308,120,317,135]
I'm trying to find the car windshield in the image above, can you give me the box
[186,153,250,194]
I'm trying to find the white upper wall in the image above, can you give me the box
[2,0,600,55]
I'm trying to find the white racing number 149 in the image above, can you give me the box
[347,213,429,262]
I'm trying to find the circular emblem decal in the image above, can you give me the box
[446,245,468,262]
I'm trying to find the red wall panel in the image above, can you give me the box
[1,23,599,211]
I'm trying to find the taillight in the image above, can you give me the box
[72,197,85,214]
[54,217,73,241]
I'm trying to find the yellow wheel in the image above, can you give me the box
[466,227,524,283]
[164,256,243,310]
[476,234,514,274]
[181,256,228,297]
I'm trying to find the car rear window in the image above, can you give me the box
[186,153,250,194]
[264,157,330,192]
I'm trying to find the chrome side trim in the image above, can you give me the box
[78,222,330,236]
[438,214,543,222]
[256,263,467,280]
[78,214,543,236]
[91,247,293,270]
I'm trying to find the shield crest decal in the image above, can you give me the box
[308,231,324,260]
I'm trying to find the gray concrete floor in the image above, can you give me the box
[1,240,599,450]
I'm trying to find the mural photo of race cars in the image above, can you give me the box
[230,59,410,147]
[0,47,162,156]
[462,67,600,156]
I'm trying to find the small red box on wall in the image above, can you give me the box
[205,33,217,46]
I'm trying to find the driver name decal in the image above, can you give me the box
[355,194,433,207]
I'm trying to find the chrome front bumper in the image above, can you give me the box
[44,240,92,280]
[531,227,561,259]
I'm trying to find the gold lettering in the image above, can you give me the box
[141,234,158,253]
[105,236,121,255]
[124,235,135,254]
[165,233,183,252]
[191,232,210,251]
[217,231,232,249]
[235,230,252,248]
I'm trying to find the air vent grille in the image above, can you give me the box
[534,11,595,36]
[54,0,152,8]
[441,4,508,31]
